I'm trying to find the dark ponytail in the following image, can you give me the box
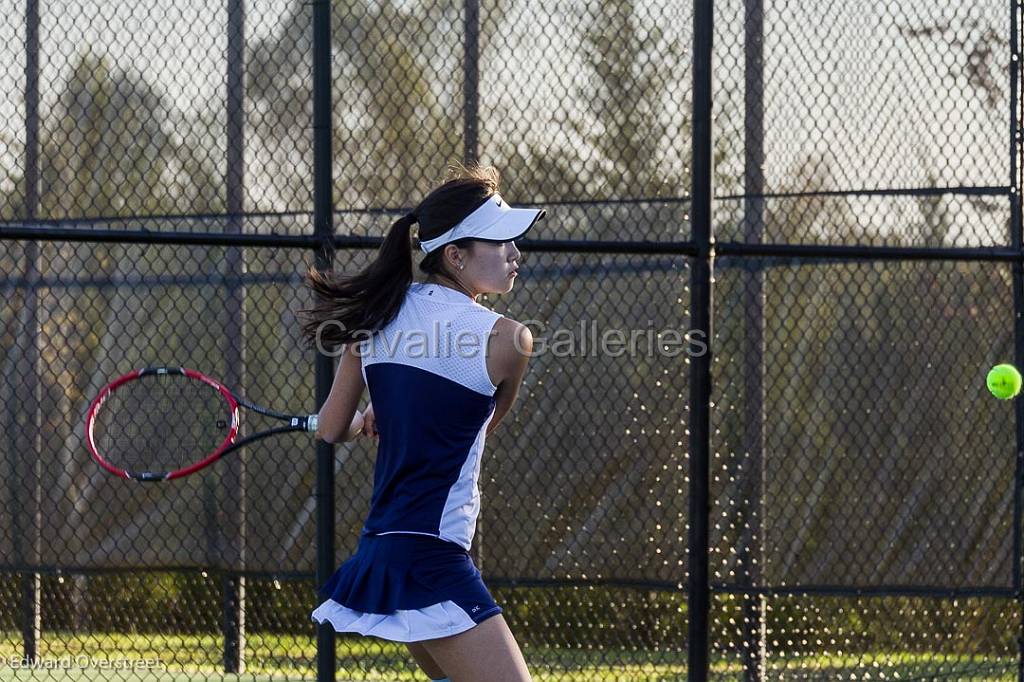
[299,213,417,351]
[299,163,501,353]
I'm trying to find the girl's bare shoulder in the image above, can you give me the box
[489,316,534,359]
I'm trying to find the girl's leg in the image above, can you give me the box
[407,642,447,680]
[417,615,531,682]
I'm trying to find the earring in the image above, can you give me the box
[459,263,464,270]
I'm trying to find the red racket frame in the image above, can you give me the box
[85,366,314,482]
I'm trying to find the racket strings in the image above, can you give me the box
[91,373,233,475]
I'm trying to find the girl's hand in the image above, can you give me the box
[328,410,364,443]
[361,403,378,438]
[348,410,365,440]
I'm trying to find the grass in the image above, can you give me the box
[0,632,1016,680]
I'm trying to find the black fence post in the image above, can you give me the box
[688,0,715,680]
[222,0,247,672]
[1011,3,1024,681]
[313,0,336,679]
[17,0,42,664]
[463,0,480,168]
[463,0,483,572]
[741,0,767,678]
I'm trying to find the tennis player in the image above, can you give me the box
[300,165,543,682]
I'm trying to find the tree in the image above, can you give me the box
[247,0,463,210]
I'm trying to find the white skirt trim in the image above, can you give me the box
[311,598,481,642]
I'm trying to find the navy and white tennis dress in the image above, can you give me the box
[311,281,506,642]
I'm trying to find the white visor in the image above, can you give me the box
[418,194,545,254]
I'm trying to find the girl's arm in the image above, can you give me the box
[486,320,533,437]
[315,343,367,443]
[361,402,378,438]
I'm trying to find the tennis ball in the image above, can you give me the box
[987,363,1022,400]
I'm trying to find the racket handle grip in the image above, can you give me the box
[306,414,319,433]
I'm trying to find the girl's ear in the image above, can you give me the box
[442,243,464,270]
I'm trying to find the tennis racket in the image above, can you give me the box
[85,366,318,482]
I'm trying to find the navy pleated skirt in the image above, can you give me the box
[310,533,503,642]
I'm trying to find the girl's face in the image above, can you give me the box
[447,240,521,295]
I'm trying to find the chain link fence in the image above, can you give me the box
[1,0,1021,680]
